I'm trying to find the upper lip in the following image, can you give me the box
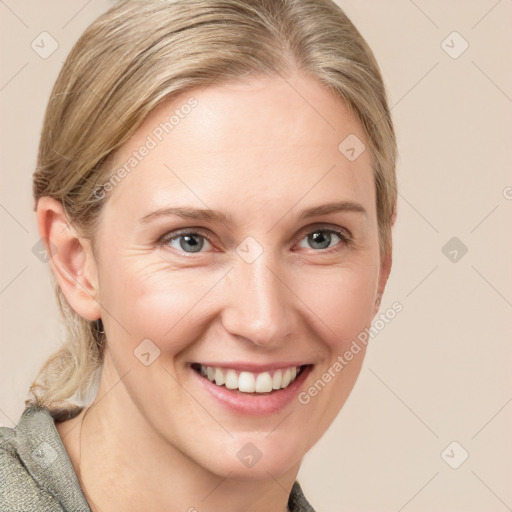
[190,361,311,372]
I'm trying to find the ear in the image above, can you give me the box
[373,211,396,316]
[36,196,101,321]
[373,248,392,316]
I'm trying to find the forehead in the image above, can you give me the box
[104,72,375,219]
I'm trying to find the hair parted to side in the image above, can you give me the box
[28,0,397,417]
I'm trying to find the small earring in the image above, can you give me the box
[375,295,382,308]
[94,318,105,334]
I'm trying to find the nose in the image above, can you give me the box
[220,252,295,348]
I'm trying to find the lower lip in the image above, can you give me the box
[191,365,312,416]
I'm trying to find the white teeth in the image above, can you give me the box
[225,369,238,390]
[255,372,273,393]
[197,364,302,394]
[281,368,291,388]
[272,369,282,390]
[238,372,255,393]
[214,368,225,386]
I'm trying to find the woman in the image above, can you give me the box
[0,0,397,510]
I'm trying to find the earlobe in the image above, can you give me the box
[36,196,101,321]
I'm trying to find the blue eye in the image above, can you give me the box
[297,229,350,251]
[164,232,213,253]
[160,227,351,255]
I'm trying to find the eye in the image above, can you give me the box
[162,231,213,254]
[159,226,351,255]
[296,228,351,252]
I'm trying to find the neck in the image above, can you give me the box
[57,361,297,512]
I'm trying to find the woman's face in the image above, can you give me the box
[91,72,390,479]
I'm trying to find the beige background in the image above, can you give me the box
[1,1,511,511]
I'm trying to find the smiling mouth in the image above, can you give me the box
[191,363,309,394]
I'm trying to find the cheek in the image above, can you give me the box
[99,256,225,351]
[291,264,377,449]
[294,262,379,350]
[101,252,378,330]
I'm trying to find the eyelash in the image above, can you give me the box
[158,225,353,255]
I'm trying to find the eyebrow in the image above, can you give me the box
[139,200,367,224]
[298,201,367,220]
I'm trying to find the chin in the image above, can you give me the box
[172,430,305,482]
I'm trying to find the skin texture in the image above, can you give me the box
[39,71,393,512]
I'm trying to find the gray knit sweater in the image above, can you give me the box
[0,406,315,511]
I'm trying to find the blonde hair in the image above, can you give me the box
[28,0,397,418]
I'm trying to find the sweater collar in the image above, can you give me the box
[15,406,91,511]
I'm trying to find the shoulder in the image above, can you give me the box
[0,407,65,510]
[0,406,90,512]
